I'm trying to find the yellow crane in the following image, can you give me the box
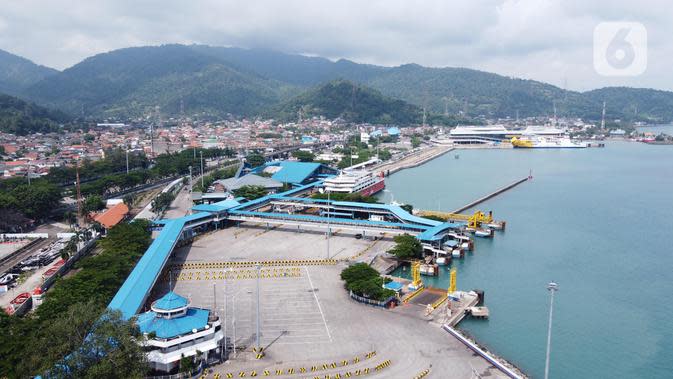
[410,261,423,291]
[415,209,494,228]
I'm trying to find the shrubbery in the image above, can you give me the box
[388,234,423,260]
[340,263,395,301]
[0,220,152,377]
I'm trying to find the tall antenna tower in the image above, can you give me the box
[75,160,82,225]
[179,97,185,119]
[149,123,154,156]
[553,101,557,126]
[600,101,606,130]
[442,96,449,116]
[463,99,468,116]
[422,104,427,127]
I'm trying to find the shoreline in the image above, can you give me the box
[380,145,530,378]
[371,144,454,176]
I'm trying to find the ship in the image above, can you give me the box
[511,135,587,149]
[323,170,385,196]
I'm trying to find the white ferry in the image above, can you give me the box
[323,170,385,196]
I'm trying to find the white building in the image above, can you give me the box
[137,291,224,373]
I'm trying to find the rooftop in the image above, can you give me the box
[137,308,210,339]
[152,291,189,312]
[214,174,283,191]
[93,202,130,229]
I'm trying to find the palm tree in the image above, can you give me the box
[61,235,77,261]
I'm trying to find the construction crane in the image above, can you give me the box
[75,160,83,226]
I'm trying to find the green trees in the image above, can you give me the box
[340,263,395,301]
[269,80,423,125]
[0,94,70,135]
[377,149,392,161]
[245,153,266,168]
[82,195,105,215]
[292,150,315,162]
[151,192,175,214]
[192,166,237,193]
[0,220,151,378]
[10,181,61,220]
[232,185,268,200]
[36,304,148,379]
[388,234,423,260]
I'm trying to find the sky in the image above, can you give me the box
[1,0,671,92]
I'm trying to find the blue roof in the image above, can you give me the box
[387,127,401,135]
[108,212,213,320]
[253,161,323,184]
[191,199,241,213]
[331,202,441,227]
[371,130,383,137]
[228,210,429,232]
[384,281,404,291]
[417,222,466,242]
[153,291,188,311]
[137,308,210,339]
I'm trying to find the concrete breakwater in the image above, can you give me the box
[375,145,454,176]
[452,176,530,214]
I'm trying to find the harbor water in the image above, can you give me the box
[381,141,673,379]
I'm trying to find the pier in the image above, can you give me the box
[373,145,454,176]
[452,176,530,214]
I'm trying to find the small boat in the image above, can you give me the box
[452,249,463,258]
[475,229,493,238]
[436,256,449,265]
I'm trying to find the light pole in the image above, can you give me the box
[200,151,204,188]
[126,148,129,174]
[255,264,261,353]
[326,190,331,259]
[544,281,559,379]
[223,268,228,361]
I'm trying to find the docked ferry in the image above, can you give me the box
[323,170,385,196]
[511,135,587,148]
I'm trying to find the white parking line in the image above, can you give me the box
[304,266,332,342]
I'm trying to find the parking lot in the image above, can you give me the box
[150,225,512,378]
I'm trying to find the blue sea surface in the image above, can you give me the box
[382,142,673,379]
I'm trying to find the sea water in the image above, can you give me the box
[382,141,673,378]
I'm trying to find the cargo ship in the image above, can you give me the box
[323,170,385,196]
[511,135,587,148]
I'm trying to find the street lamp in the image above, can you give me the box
[326,190,331,259]
[200,150,204,188]
[544,281,559,379]
[255,264,261,354]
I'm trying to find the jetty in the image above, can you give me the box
[452,176,530,214]
[374,145,454,176]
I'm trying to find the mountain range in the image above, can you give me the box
[2,44,673,126]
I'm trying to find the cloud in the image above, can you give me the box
[0,0,671,91]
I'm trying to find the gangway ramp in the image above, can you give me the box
[227,210,430,236]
